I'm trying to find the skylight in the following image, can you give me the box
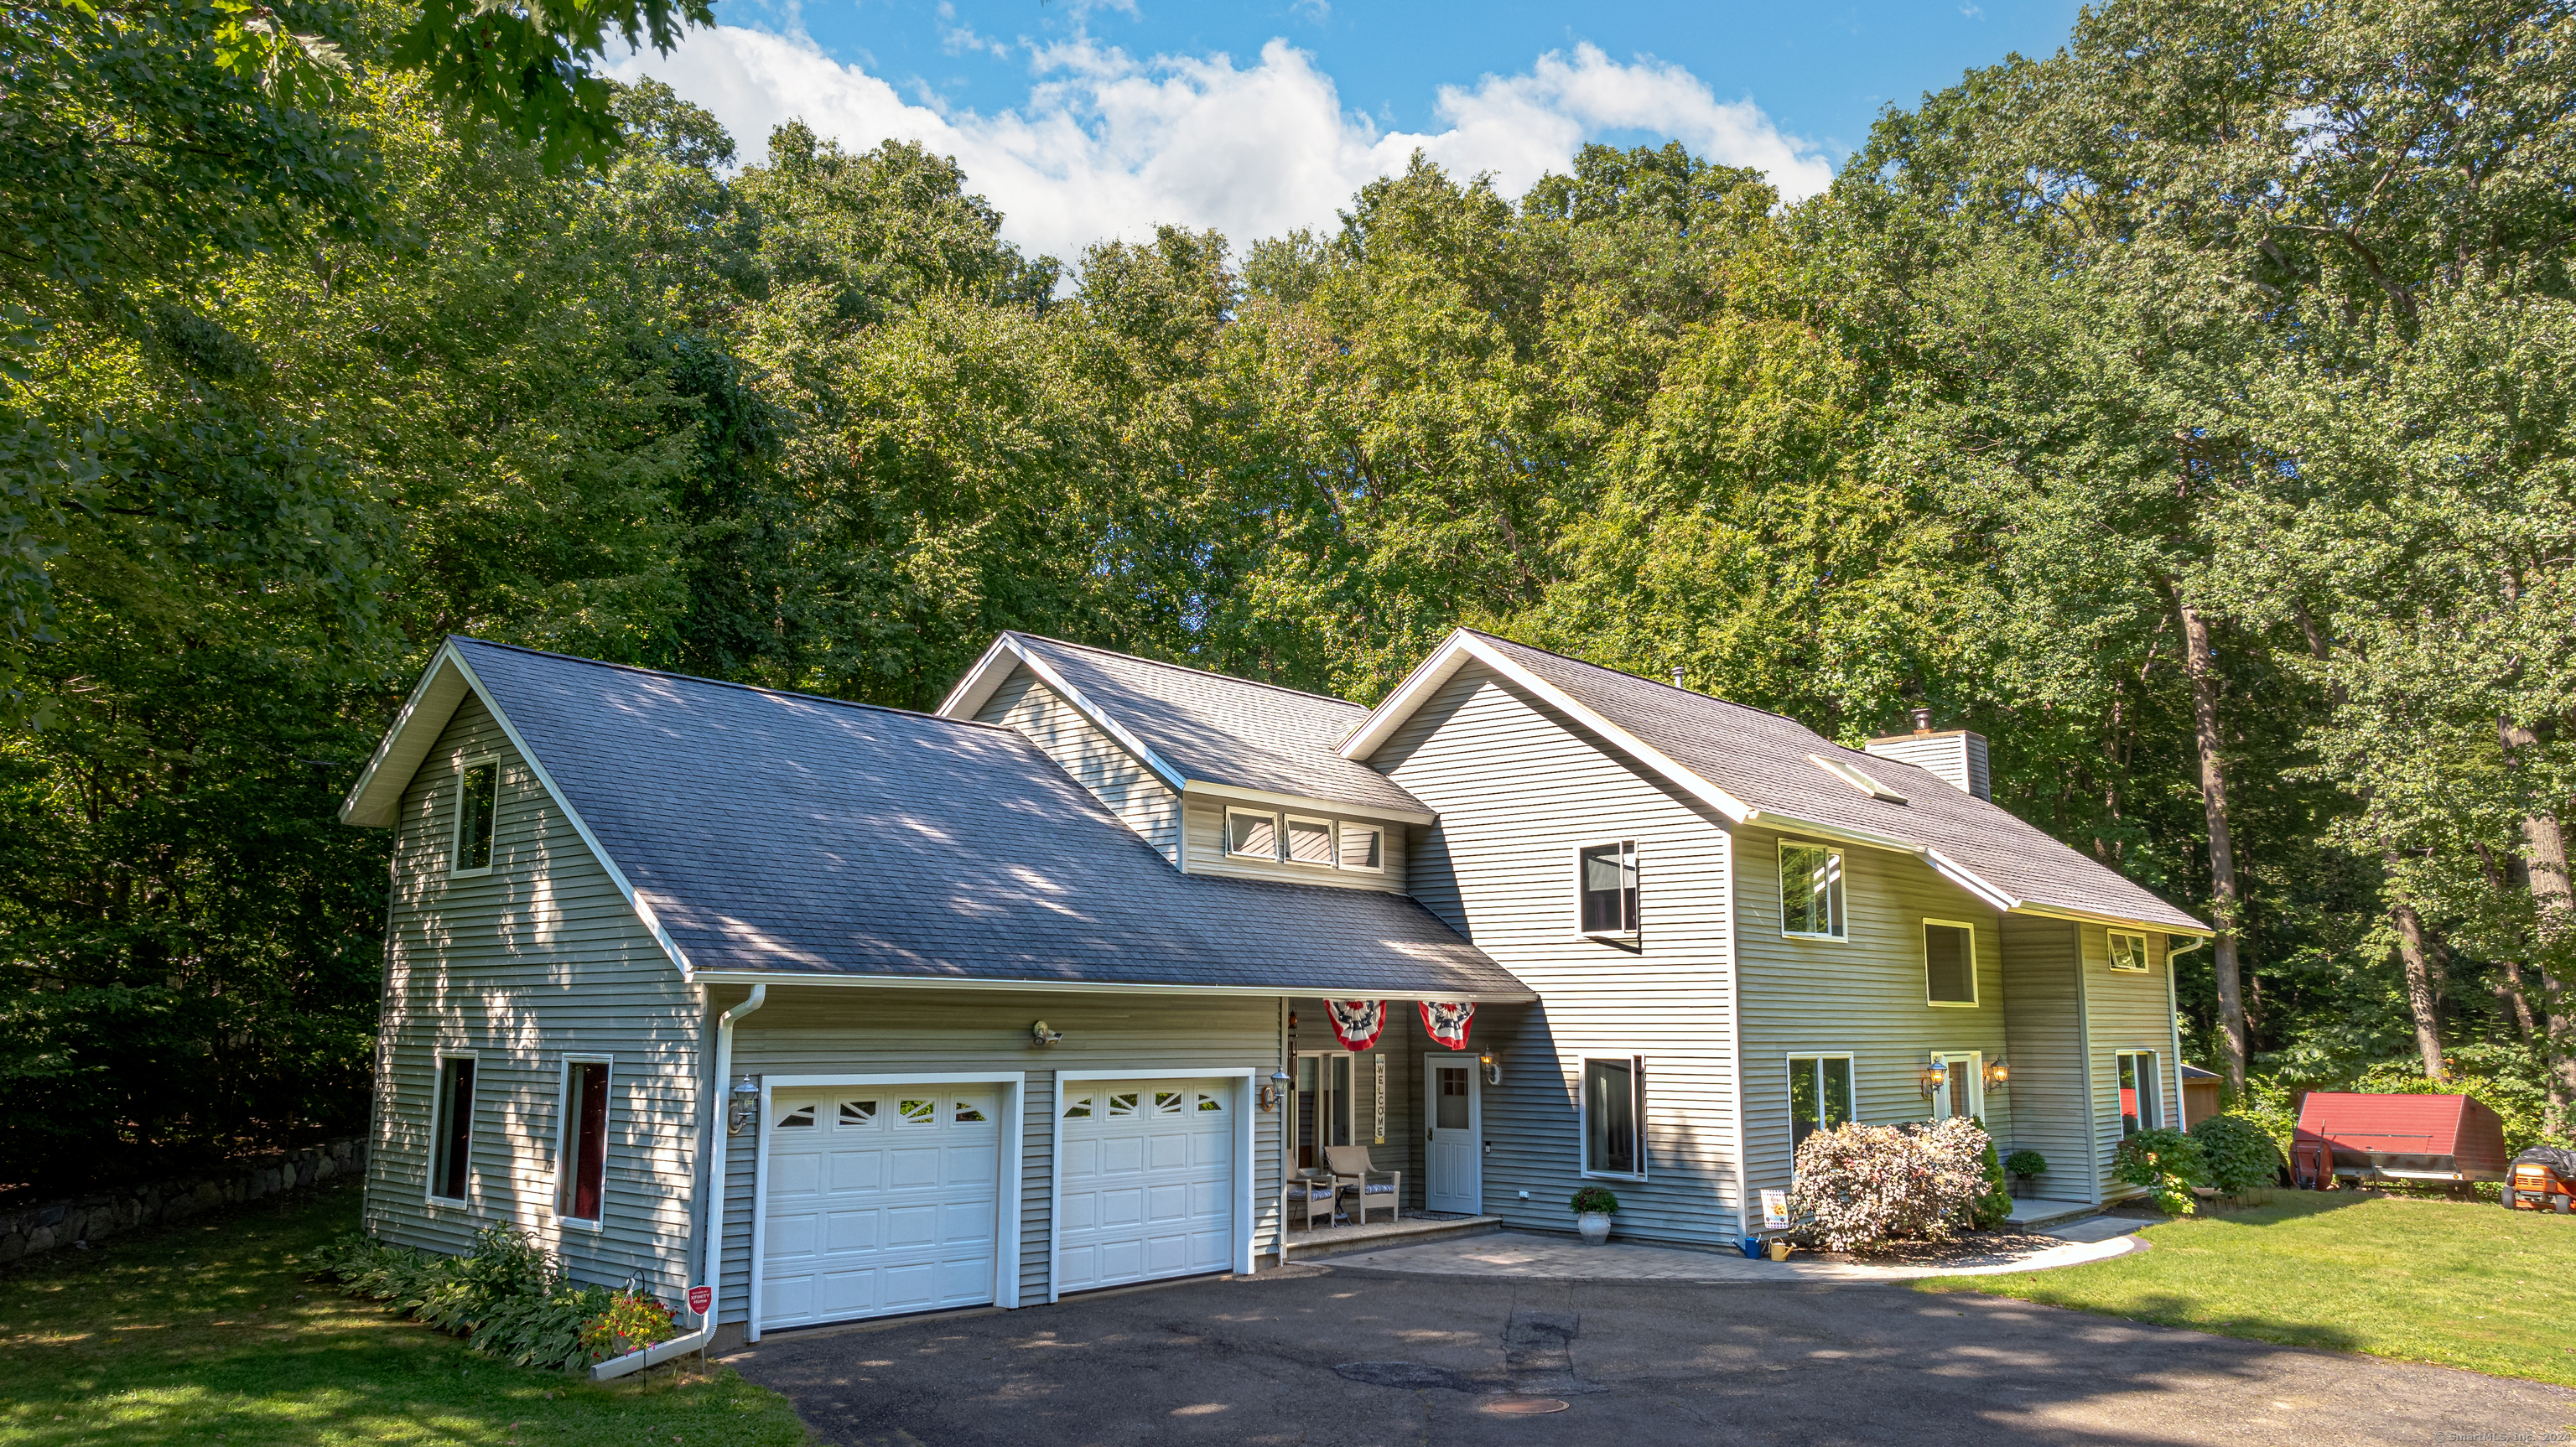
[1808,753,1907,803]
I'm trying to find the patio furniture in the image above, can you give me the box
[1322,1145,1401,1225]
[1285,1172,1337,1230]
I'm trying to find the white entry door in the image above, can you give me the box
[760,1087,1001,1332]
[1056,1080,1235,1294]
[1424,1059,1481,1213]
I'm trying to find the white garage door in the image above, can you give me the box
[1056,1080,1234,1294]
[760,1087,1002,1331]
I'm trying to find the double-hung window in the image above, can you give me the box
[2108,931,2151,972]
[1787,1055,1857,1153]
[1779,842,1844,939]
[428,1055,477,1203]
[1924,921,1977,1005]
[1581,1056,1646,1178]
[1225,808,1277,859]
[452,759,499,876]
[556,1059,610,1224]
[2117,1050,2161,1134]
[1576,841,1639,936]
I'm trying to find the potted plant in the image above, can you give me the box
[1570,1185,1618,1245]
[2004,1149,2048,1199]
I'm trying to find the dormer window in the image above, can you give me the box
[1225,808,1277,858]
[1285,815,1335,866]
[1339,823,1383,873]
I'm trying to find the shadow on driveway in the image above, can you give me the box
[732,1261,2576,1446]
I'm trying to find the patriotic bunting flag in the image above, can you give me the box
[1418,1000,1475,1050]
[1326,999,1385,1052]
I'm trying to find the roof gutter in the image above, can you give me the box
[591,983,765,1382]
[684,970,1538,1004]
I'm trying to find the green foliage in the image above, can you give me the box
[2189,1114,2286,1196]
[2113,1128,2210,1215]
[2354,1046,2563,1158]
[1972,1128,2013,1230]
[1569,1185,1620,1214]
[308,1223,670,1371]
[2004,1149,2048,1180]
[580,1289,682,1362]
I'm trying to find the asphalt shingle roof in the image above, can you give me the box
[1004,634,1431,817]
[1462,632,2206,932]
[454,639,1529,996]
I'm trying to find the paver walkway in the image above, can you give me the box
[1326,1217,2147,1282]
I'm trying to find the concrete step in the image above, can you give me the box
[1285,1215,1504,1262]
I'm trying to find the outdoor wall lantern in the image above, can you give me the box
[726,1074,761,1136]
[1982,1058,2011,1091]
[1259,1067,1291,1112]
[1478,1051,1504,1087]
[1029,1020,1063,1048]
[1918,1056,1950,1097]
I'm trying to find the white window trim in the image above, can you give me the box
[1922,918,1980,1008]
[1778,839,1846,941]
[1573,839,1640,940]
[449,754,501,879]
[1337,822,1385,874]
[425,1049,479,1208]
[1578,1055,1649,1181]
[2107,929,2152,972]
[1282,813,1337,869]
[553,1054,612,1230]
[1784,1052,1858,1160]
[1223,806,1280,860]
[1292,1049,1359,1164]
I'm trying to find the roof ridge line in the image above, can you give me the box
[1008,631,1368,712]
[448,637,1019,734]
[1457,628,1826,734]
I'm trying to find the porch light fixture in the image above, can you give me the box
[1478,1051,1503,1087]
[726,1074,760,1137]
[1918,1056,1950,1097]
[1259,1067,1291,1112]
[1983,1058,2010,1091]
[1029,1020,1063,1048]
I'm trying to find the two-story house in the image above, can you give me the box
[338,627,2205,1354]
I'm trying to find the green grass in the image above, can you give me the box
[1919,1189,2576,1386]
[0,1185,808,1447]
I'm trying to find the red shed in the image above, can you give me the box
[2293,1092,2510,1188]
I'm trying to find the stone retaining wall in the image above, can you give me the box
[0,1138,368,1265]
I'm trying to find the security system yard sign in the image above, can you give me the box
[687,1284,712,1317]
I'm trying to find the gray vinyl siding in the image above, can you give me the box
[1733,822,2011,1199]
[1182,797,1410,893]
[365,692,701,1298]
[1998,915,2094,1202]
[715,986,1284,1323]
[2082,925,2179,1198]
[1371,663,1741,1245]
[974,666,1182,865]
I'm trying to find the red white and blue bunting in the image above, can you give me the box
[1327,1000,1385,1052]
[1418,1001,1476,1050]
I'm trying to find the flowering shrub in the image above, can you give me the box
[1786,1117,1993,1253]
[579,1289,680,1363]
[2111,1127,2208,1214]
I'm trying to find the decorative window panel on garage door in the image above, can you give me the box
[761,1089,1002,1331]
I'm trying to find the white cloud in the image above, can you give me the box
[612,33,1836,264]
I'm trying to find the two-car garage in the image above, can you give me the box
[753,1073,1248,1337]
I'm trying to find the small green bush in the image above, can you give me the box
[309,1224,667,1372]
[2112,1127,2209,1215]
[1971,1126,2012,1230]
[2190,1113,2285,1195]
[2004,1149,2048,1180]
[1570,1185,1620,1214]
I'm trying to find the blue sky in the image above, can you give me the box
[615,0,2080,263]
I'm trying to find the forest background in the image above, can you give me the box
[7,0,2574,1186]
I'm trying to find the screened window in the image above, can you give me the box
[557,1061,609,1222]
[2117,1051,2161,1135]
[1787,1055,1857,1152]
[1339,822,1384,872]
[1578,841,1638,936]
[1924,921,1976,1004]
[1226,809,1277,858]
[454,761,499,874]
[2108,931,2151,972]
[1285,815,1335,866]
[428,1056,476,1202]
[1582,1057,1645,1178]
[1780,843,1844,938]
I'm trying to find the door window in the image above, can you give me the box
[1436,1066,1470,1130]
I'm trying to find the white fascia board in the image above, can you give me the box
[2005,901,2215,938]
[1344,632,1753,825]
[1916,846,2022,913]
[1178,780,1436,827]
[932,633,1023,721]
[686,970,1539,1004]
[435,649,699,983]
[1746,810,2019,912]
[339,643,474,827]
[966,636,1190,796]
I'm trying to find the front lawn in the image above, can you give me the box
[1919,1190,2576,1387]
[0,1185,807,1447]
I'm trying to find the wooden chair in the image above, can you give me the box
[1323,1145,1401,1225]
[1285,1173,1337,1230]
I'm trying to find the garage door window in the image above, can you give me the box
[776,1104,815,1128]
[838,1099,877,1127]
[953,1099,988,1123]
[1062,1095,1093,1118]
[898,1098,935,1125]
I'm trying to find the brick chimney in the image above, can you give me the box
[1864,713,1991,800]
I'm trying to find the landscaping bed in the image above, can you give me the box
[0,1185,806,1446]
[1915,1189,2576,1387]
[1810,1229,2069,1268]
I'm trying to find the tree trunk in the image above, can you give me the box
[2181,602,2249,1092]
[2499,957,2540,1044]
[2500,718,2576,1134]
[2386,873,2444,1081]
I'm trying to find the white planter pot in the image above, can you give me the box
[1576,1211,1613,1245]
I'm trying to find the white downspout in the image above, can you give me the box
[592,982,765,1382]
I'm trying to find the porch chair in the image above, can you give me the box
[1285,1172,1337,1230]
[1322,1145,1402,1225]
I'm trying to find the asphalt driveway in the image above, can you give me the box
[731,1259,2576,1446]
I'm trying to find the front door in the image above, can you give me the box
[1931,1052,1981,1122]
[1424,1060,1480,1213]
